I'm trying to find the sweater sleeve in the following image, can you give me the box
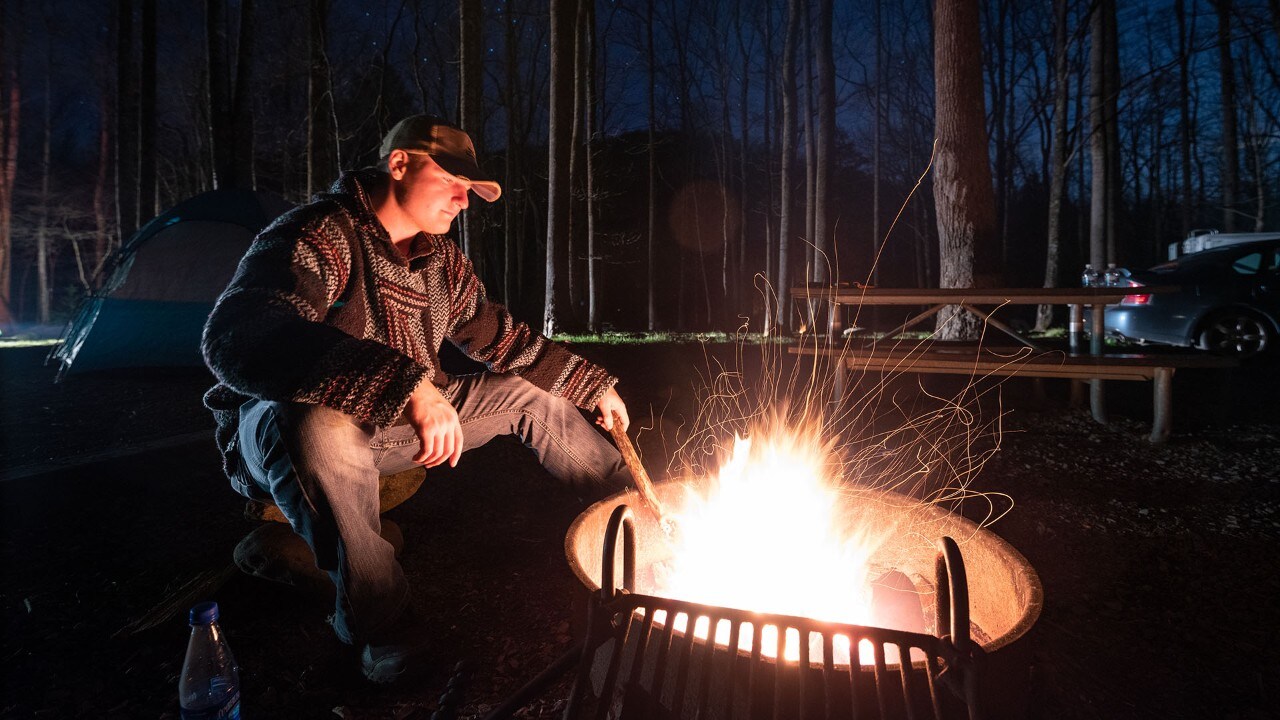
[202,207,428,427]
[440,243,616,410]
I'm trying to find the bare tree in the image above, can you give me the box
[776,0,800,332]
[139,0,156,214]
[802,6,815,280]
[92,86,113,288]
[813,0,833,284]
[582,0,600,332]
[1177,0,1194,238]
[459,0,483,266]
[933,0,1000,340]
[35,41,52,324]
[116,0,139,240]
[307,0,338,197]
[871,0,883,284]
[1214,0,1240,231]
[502,1,522,307]
[544,0,575,336]
[206,0,232,189]
[232,0,256,189]
[1037,0,1071,332]
[1088,0,1118,267]
[0,3,18,328]
[646,0,658,331]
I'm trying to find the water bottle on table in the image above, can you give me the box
[179,601,242,719]
[1103,263,1121,287]
[1081,264,1100,287]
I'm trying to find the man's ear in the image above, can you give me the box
[386,149,410,178]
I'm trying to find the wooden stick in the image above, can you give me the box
[608,412,668,525]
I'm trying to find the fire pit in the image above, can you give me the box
[560,481,1043,719]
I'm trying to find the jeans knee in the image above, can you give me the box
[277,403,373,474]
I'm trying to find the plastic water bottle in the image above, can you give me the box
[1103,263,1121,287]
[1081,264,1100,287]
[179,602,242,719]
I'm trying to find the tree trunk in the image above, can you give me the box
[872,0,882,285]
[37,61,51,324]
[776,0,800,333]
[802,8,815,282]
[544,0,574,336]
[92,87,112,288]
[1103,0,1120,264]
[933,0,1000,340]
[206,0,233,189]
[116,0,139,240]
[584,0,599,332]
[735,2,749,318]
[1239,51,1265,231]
[1036,0,1070,332]
[139,0,156,214]
[1088,0,1107,268]
[0,19,18,328]
[502,5,519,307]
[1215,0,1239,232]
[1177,0,1193,238]
[761,0,775,333]
[814,0,833,284]
[568,0,585,317]
[232,0,255,189]
[459,0,483,268]
[307,0,336,198]
[646,0,657,331]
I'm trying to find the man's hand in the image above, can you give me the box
[403,380,464,468]
[595,386,629,432]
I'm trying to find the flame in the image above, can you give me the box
[652,424,897,665]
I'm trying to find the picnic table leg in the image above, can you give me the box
[1069,380,1086,408]
[1090,303,1106,355]
[826,301,843,341]
[1068,304,1083,353]
[1090,380,1108,424]
[1089,303,1108,423]
[1150,368,1173,443]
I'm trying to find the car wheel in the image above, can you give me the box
[1196,309,1272,357]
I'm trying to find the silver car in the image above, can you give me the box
[1104,238,1280,357]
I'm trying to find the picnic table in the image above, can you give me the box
[788,285,1237,442]
[789,285,1150,351]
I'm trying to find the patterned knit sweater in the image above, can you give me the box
[202,169,616,495]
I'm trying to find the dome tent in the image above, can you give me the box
[51,189,293,378]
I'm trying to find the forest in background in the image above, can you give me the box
[0,0,1277,335]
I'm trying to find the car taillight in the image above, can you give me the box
[1121,293,1151,305]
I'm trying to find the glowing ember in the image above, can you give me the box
[652,426,897,665]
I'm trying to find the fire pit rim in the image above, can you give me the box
[564,482,1044,659]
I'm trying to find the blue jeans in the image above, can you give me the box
[237,372,629,644]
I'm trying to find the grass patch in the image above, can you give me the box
[0,338,60,349]
[551,331,788,345]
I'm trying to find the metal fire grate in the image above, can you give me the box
[488,505,983,720]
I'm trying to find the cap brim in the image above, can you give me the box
[432,154,502,202]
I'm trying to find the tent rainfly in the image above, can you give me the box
[51,189,293,379]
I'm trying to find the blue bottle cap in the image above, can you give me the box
[189,601,220,625]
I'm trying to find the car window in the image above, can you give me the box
[1230,252,1263,275]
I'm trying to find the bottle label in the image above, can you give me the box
[180,691,241,720]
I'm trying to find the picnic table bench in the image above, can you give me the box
[788,286,1239,442]
[789,344,1235,442]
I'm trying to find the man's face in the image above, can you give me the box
[388,150,471,235]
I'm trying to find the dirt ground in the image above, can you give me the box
[1,341,1278,719]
